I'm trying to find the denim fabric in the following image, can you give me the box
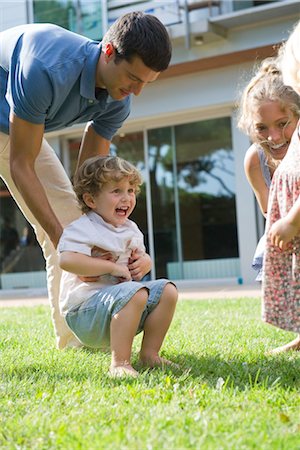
[65,279,171,348]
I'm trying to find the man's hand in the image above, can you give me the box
[128,249,152,281]
[111,263,132,282]
[78,246,117,282]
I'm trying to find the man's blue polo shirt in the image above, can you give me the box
[0,23,130,139]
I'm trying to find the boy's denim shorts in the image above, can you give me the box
[65,279,173,349]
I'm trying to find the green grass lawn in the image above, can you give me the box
[0,297,299,450]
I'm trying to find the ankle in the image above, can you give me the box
[109,363,139,378]
[139,349,158,361]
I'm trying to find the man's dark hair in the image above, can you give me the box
[102,11,172,72]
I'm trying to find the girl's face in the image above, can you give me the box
[253,101,298,161]
[84,177,137,228]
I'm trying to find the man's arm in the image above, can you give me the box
[76,123,111,171]
[9,113,63,248]
[60,251,132,281]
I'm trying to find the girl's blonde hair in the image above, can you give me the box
[238,57,300,140]
[73,156,143,213]
[279,20,300,95]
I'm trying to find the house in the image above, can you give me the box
[0,0,299,290]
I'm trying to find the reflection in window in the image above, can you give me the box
[175,118,238,261]
[33,0,103,40]
[233,0,277,11]
[148,127,178,278]
[147,118,238,278]
[0,180,44,283]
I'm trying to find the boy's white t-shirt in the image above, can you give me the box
[58,211,145,315]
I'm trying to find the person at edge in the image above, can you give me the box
[0,12,172,349]
[237,57,300,282]
[261,20,300,354]
[58,155,178,377]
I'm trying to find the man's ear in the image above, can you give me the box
[83,193,95,209]
[104,43,114,61]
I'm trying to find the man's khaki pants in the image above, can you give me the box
[0,132,81,349]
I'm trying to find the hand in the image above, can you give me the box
[91,246,116,262]
[78,246,117,282]
[111,263,132,282]
[128,250,152,281]
[268,217,297,250]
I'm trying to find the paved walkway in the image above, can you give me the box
[0,284,261,307]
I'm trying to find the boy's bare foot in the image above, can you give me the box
[109,364,139,378]
[139,353,180,369]
[266,336,300,355]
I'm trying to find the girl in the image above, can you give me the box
[238,58,300,281]
[262,21,300,353]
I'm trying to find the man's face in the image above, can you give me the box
[96,46,160,100]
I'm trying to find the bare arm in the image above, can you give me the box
[9,113,63,248]
[76,123,111,171]
[60,251,132,281]
[244,147,269,217]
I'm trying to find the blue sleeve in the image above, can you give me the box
[8,53,52,124]
[91,96,131,141]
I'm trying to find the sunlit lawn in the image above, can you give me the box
[0,297,299,450]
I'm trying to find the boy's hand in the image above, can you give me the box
[128,250,152,281]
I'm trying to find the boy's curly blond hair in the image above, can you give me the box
[73,156,143,213]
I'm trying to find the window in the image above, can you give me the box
[0,180,44,288]
[33,0,103,40]
[64,116,239,281]
[148,117,238,278]
[175,118,238,262]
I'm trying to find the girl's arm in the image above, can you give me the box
[244,146,269,217]
[269,196,300,250]
[59,251,131,281]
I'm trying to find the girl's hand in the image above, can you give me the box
[269,217,298,250]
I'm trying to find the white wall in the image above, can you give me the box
[0,0,28,31]
[127,61,254,125]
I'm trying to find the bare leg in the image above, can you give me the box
[110,288,148,377]
[267,334,300,355]
[139,283,178,367]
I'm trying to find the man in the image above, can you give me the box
[0,11,172,349]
